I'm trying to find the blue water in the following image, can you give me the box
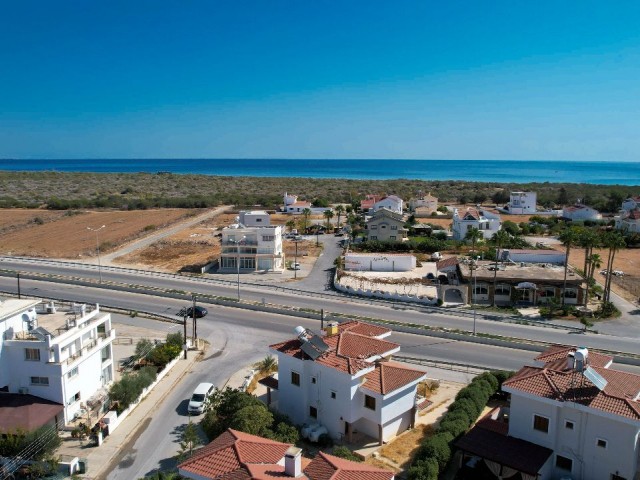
[0,159,638,185]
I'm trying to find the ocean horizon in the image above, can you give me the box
[1,159,639,186]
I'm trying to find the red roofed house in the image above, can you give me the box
[561,204,602,222]
[360,194,383,212]
[452,207,501,241]
[269,321,426,446]
[178,428,394,480]
[458,344,640,480]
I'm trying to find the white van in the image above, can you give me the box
[188,382,214,415]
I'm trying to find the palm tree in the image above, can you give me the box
[335,204,345,229]
[258,354,277,374]
[602,231,626,303]
[558,227,578,306]
[584,253,602,306]
[465,227,483,255]
[285,219,296,233]
[301,208,311,232]
[491,229,510,306]
[578,227,598,275]
[323,209,334,230]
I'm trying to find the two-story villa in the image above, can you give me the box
[365,208,408,242]
[0,299,115,424]
[269,320,426,445]
[372,195,404,215]
[452,207,502,241]
[219,222,284,272]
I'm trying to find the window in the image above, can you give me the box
[68,392,80,404]
[391,225,397,230]
[533,415,549,433]
[262,235,274,241]
[390,236,396,240]
[565,420,574,430]
[30,376,49,386]
[555,455,572,471]
[370,236,377,240]
[309,406,317,418]
[291,371,300,386]
[364,395,376,410]
[311,377,317,384]
[370,225,377,230]
[67,367,79,379]
[330,391,336,399]
[564,289,577,298]
[495,285,510,296]
[596,438,607,448]
[25,348,40,361]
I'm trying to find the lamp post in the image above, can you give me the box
[87,225,106,283]
[294,239,298,279]
[472,256,479,336]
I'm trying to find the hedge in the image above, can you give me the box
[407,370,514,480]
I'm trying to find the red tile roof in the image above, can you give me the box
[503,364,640,420]
[436,257,459,270]
[0,394,64,433]
[460,208,480,220]
[626,208,640,220]
[534,344,613,369]
[178,429,291,479]
[455,415,552,476]
[270,322,398,375]
[304,451,394,480]
[362,361,426,395]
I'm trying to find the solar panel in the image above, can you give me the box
[583,366,608,391]
[301,342,322,361]
[309,335,330,352]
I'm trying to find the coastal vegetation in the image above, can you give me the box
[0,170,637,212]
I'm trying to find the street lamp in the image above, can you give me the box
[471,256,479,336]
[294,238,298,279]
[87,225,106,283]
[230,236,246,301]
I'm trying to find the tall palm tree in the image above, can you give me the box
[465,227,483,255]
[602,231,626,303]
[584,253,602,306]
[558,227,578,306]
[302,208,311,232]
[491,229,510,307]
[578,227,598,276]
[323,209,334,230]
[335,204,345,229]
[285,219,296,233]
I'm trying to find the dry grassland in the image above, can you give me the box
[0,209,198,258]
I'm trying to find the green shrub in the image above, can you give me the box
[438,417,469,438]
[447,397,480,420]
[331,446,361,462]
[420,432,453,471]
[455,385,487,410]
[407,457,439,480]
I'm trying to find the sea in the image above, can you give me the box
[0,159,638,185]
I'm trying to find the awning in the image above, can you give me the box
[516,282,537,289]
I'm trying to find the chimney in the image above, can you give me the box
[324,321,339,336]
[284,446,302,477]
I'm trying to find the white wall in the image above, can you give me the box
[509,192,537,214]
[344,254,416,272]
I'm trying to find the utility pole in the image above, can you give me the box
[17,272,21,299]
[183,312,188,359]
[192,295,197,343]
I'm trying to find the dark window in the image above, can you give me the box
[565,420,574,430]
[25,348,40,361]
[597,438,607,448]
[555,455,572,471]
[364,395,376,410]
[309,406,317,418]
[331,391,336,399]
[291,371,300,386]
[311,377,317,384]
[30,376,49,386]
[533,415,549,433]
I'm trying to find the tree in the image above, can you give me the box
[258,355,277,374]
[465,227,482,254]
[178,417,201,461]
[334,204,345,229]
[301,208,311,231]
[557,187,569,206]
[135,338,154,361]
[491,229,510,306]
[585,253,602,306]
[323,209,334,230]
[558,227,578,306]
[229,404,274,437]
[285,219,296,233]
[577,228,599,276]
[601,231,626,303]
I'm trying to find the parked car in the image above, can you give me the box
[290,262,301,270]
[188,382,214,415]
[186,306,208,318]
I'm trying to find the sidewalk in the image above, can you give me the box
[56,351,200,480]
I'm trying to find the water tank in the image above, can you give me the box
[574,347,588,371]
[294,326,306,337]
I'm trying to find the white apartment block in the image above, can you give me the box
[372,195,404,215]
[238,210,271,227]
[508,191,537,214]
[452,207,502,241]
[219,223,284,272]
[0,299,115,424]
[269,321,426,445]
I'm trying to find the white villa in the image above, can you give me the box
[507,191,537,215]
[365,208,408,242]
[621,195,640,212]
[457,345,640,480]
[615,208,640,233]
[269,320,427,445]
[452,207,501,241]
[219,221,284,272]
[562,204,602,221]
[283,192,330,215]
[372,195,404,215]
[408,193,438,217]
[0,298,115,425]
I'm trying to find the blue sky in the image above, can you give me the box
[1,1,639,160]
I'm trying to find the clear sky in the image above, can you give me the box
[1,1,639,160]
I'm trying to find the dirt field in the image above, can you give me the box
[0,209,200,258]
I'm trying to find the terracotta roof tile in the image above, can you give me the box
[504,364,640,420]
[362,361,426,395]
[534,344,613,369]
[270,322,398,375]
[336,320,391,338]
[178,429,291,479]
[304,452,394,480]
[436,257,459,270]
